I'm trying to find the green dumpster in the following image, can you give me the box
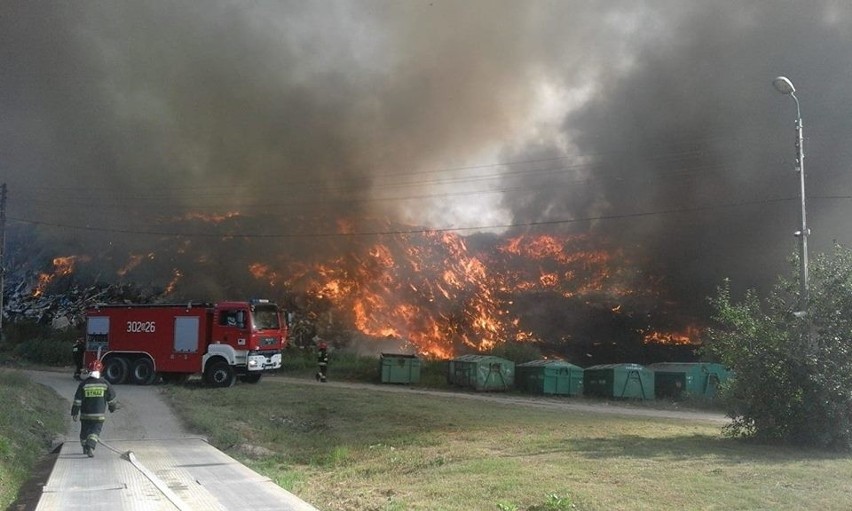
[583,363,654,400]
[379,353,422,384]
[649,362,730,399]
[448,355,514,391]
[516,360,584,396]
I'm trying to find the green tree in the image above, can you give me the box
[705,245,852,449]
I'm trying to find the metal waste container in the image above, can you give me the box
[379,353,422,384]
[517,360,584,396]
[583,363,654,400]
[649,362,730,399]
[448,355,514,391]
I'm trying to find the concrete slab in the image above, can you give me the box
[38,440,182,511]
[23,371,318,511]
[38,438,317,511]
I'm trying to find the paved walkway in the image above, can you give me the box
[38,437,316,511]
[26,370,318,511]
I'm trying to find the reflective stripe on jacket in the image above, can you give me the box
[71,377,117,422]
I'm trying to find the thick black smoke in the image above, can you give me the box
[500,2,852,314]
[3,1,852,317]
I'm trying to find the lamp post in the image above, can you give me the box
[772,76,809,310]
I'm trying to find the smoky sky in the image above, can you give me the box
[3,1,852,313]
[499,1,852,309]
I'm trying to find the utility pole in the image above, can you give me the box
[0,183,6,340]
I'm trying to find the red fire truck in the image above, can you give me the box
[83,299,288,387]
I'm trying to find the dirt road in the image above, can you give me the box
[26,368,192,443]
[266,375,730,424]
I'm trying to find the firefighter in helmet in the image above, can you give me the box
[72,338,86,380]
[71,360,119,458]
[316,341,329,382]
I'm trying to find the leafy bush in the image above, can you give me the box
[14,338,74,367]
[328,351,380,381]
[280,347,381,381]
[1,319,81,367]
[3,320,79,346]
[2,320,51,347]
[705,245,852,449]
[418,358,450,388]
[279,346,317,373]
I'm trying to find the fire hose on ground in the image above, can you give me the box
[96,439,195,511]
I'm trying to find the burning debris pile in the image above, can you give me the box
[3,256,166,330]
[4,216,702,363]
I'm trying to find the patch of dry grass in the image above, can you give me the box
[164,377,852,511]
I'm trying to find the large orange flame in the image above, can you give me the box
[33,256,89,297]
[246,228,665,358]
[26,222,696,359]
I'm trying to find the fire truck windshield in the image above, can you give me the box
[252,304,281,330]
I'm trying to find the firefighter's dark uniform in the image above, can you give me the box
[72,339,85,380]
[71,376,118,457]
[316,347,329,382]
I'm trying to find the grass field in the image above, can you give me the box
[163,377,852,511]
[0,371,66,510]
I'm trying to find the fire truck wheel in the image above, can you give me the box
[103,357,129,385]
[130,358,157,385]
[205,360,236,388]
[240,373,262,384]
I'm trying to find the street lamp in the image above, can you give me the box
[772,76,809,310]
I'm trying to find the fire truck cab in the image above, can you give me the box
[84,299,287,387]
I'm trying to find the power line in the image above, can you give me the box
[11,145,721,195]
[8,130,845,221]
[13,163,746,216]
[8,195,796,239]
[9,154,769,218]
[13,156,723,203]
[8,132,757,205]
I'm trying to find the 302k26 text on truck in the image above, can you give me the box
[82,299,288,387]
